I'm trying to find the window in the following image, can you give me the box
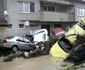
[18,1,35,13]
[17,37,24,42]
[19,24,24,29]
[43,6,47,11]
[30,2,35,12]
[24,2,30,12]
[7,24,12,30]
[17,2,23,12]
[35,31,44,35]
[43,5,57,12]
[48,6,55,11]
[77,8,85,16]
[6,36,14,39]
[43,5,55,11]
[23,38,30,43]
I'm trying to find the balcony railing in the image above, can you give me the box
[40,11,75,22]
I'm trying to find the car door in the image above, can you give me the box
[16,37,27,50]
[23,38,33,50]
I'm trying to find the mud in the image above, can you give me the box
[0,55,63,70]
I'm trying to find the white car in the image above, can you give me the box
[3,36,37,52]
[33,29,49,42]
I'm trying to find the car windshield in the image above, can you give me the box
[23,38,30,43]
[5,36,14,39]
[35,31,44,35]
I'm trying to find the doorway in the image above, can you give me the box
[41,24,50,36]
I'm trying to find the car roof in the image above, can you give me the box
[13,36,29,40]
[52,28,65,34]
[5,36,28,40]
[5,36,21,40]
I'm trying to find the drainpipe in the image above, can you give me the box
[3,0,8,22]
[73,0,75,21]
[3,0,7,11]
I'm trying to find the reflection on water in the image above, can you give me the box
[0,55,63,70]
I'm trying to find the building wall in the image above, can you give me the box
[6,0,41,36]
[75,2,85,21]
[0,27,7,39]
[4,0,76,37]
[0,0,7,39]
[40,0,75,22]
[40,11,74,21]
[0,0,3,20]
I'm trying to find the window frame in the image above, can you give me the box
[6,24,12,30]
[17,1,23,13]
[30,2,35,12]
[43,5,57,12]
[17,1,35,13]
[17,37,24,42]
[77,8,85,16]
[19,24,25,29]
[48,6,56,12]
[23,38,30,43]
[23,2,30,13]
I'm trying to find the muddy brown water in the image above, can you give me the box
[0,55,64,70]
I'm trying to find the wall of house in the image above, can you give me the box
[0,0,3,20]
[40,11,74,22]
[40,1,75,22]
[6,0,41,36]
[0,27,7,39]
[75,2,85,21]
[0,0,7,39]
[5,0,75,37]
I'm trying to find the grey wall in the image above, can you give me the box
[75,2,85,21]
[0,0,4,20]
[6,0,41,36]
[40,12,74,21]
[1,0,79,37]
[6,0,75,36]
[0,0,7,38]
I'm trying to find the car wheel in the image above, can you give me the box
[12,45,18,52]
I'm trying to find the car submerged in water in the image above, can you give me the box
[50,17,85,58]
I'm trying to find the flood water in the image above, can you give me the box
[0,55,64,70]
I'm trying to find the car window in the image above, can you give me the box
[17,37,24,42]
[35,31,44,35]
[23,38,30,43]
[6,36,14,39]
[43,33,46,40]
